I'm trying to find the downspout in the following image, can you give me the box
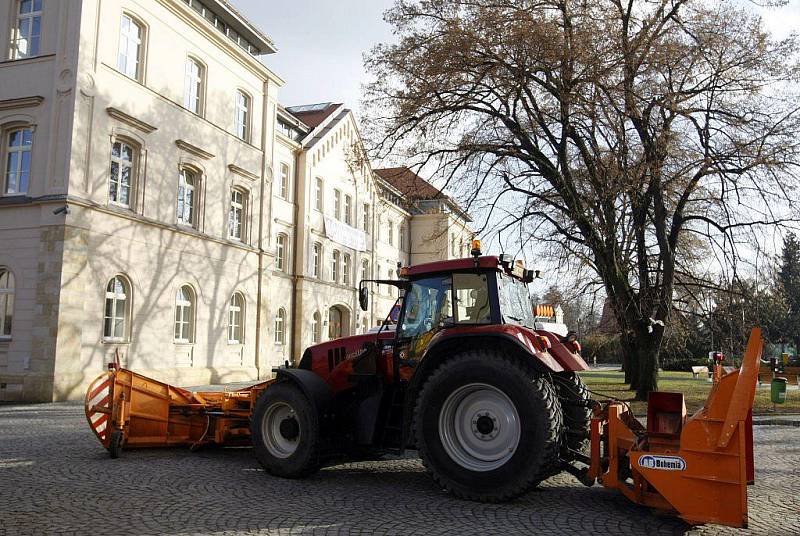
[255,81,271,380]
[289,150,301,363]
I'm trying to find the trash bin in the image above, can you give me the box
[771,377,788,404]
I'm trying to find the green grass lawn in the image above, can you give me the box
[579,369,800,415]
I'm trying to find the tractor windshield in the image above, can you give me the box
[497,272,535,328]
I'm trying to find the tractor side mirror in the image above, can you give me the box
[359,285,369,311]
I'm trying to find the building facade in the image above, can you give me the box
[0,0,473,402]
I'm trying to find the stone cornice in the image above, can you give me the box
[175,139,215,160]
[228,164,259,181]
[106,107,157,133]
[0,96,44,111]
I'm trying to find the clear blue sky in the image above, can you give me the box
[235,0,396,110]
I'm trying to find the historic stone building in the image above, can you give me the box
[0,0,473,402]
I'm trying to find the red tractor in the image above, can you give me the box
[85,244,763,527]
[250,245,592,501]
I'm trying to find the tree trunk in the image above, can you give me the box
[635,327,663,400]
[622,336,639,387]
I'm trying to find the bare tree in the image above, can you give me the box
[364,0,800,398]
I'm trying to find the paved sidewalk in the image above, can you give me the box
[0,402,797,535]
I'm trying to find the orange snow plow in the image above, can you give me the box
[84,367,271,456]
[581,327,762,528]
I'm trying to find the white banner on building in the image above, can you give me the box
[324,215,367,252]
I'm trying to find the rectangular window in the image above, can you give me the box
[117,14,143,80]
[229,189,246,240]
[314,177,323,211]
[235,90,250,141]
[279,163,289,200]
[344,194,352,226]
[343,254,351,285]
[109,140,135,207]
[10,0,42,59]
[331,250,340,282]
[276,234,287,272]
[0,269,15,338]
[184,57,205,115]
[363,204,370,232]
[177,169,197,226]
[388,222,394,246]
[312,243,321,278]
[334,189,342,220]
[4,128,32,195]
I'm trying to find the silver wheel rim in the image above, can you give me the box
[261,402,300,459]
[438,383,521,472]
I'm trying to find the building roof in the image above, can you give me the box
[374,167,443,200]
[285,102,343,129]
[193,0,277,55]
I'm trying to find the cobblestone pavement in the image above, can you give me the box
[0,402,797,536]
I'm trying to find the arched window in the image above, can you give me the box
[174,285,195,343]
[109,139,136,207]
[276,233,287,272]
[11,0,42,59]
[4,127,33,195]
[312,311,321,344]
[274,308,286,344]
[235,90,251,141]
[118,13,145,81]
[103,276,130,341]
[184,56,206,115]
[228,292,244,344]
[176,168,198,227]
[0,268,15,338]
[229,188,247,241]
[312,242,322,278]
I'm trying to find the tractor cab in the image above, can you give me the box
[355,241,586,383]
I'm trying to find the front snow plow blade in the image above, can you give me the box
[84,366,270,456]
[587,328,762,528]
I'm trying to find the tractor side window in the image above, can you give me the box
[398,275,452,339]
[453,273,491,324]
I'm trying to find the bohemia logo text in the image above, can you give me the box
[638,455,687,471]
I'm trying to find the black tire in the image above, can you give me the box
[414,350,564,502]
[108,430,124,459]
[555,372,592,455]
[251,382,321,478]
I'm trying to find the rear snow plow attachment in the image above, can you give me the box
[581,328,762,528]
[84,366,270,456]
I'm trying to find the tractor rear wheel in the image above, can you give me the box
[414,351,563,502]
[251,382,320,478]
[554,372,592,456]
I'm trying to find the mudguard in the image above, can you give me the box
[273,368,333,414]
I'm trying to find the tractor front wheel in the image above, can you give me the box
[251,382,321,478]
[414,351,563,502]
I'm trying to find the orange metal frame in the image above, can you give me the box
[85,367,271,450]
[588,328,762,528]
